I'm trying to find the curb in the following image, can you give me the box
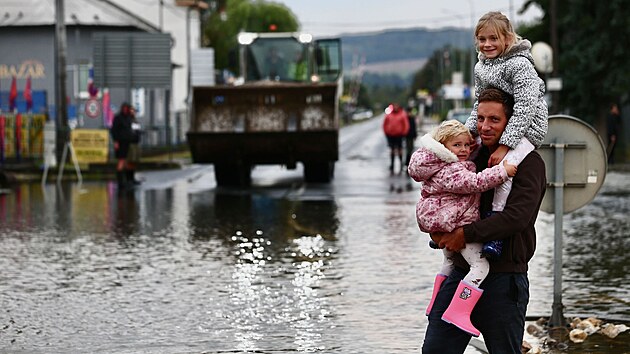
[1,160,182,183]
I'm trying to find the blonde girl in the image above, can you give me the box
[408,120,517,336]
[464,11,548,258]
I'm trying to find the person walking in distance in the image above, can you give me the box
[607,103,622,165]
[111,103,139,190]
[383,104,409,174]
[463,11,548,260]
[404,105,418,168]
[423,87,546,354]
[408,119,517,337]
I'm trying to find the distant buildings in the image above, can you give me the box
[0,0,202,146]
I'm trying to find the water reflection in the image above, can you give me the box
[110,189,140,238]
[1,170,628,352]
[562,176,630,319]
[188,191,340,352]
[0,180,343,352]
[0,183,46,231]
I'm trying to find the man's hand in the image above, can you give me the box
[431,228,466,252]
[488,144,509,167]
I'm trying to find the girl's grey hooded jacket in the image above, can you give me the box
[465,39,548,149]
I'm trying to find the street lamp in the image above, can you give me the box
[55,0,69,162]
[468,0,476,104]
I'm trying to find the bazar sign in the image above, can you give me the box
[0,60,46,79]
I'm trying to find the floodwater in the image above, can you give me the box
[0,117,628,353]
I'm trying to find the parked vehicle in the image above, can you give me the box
[446,108,471,124]
[187,32,343,186]
[351,108,374,121]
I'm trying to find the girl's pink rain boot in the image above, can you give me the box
[425,274,447,316]
[441,280,483,337]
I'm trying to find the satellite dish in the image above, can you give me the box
[531,42,553,74]
[539,115,607,214]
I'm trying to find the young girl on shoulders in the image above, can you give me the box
[465,11,549,258]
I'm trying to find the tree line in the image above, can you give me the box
[202,0,630,133]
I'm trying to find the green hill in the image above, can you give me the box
[339,27,472,74]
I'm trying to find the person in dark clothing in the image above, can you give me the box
[423,87,546,354]
[110,103,140,189]
[607,103,622,165]
[265,47,287,80]
[404,106,418,167]
[125,106,142,185]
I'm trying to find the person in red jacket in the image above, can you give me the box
[383,104,410,174]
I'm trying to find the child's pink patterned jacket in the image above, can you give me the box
[408,133,509,233]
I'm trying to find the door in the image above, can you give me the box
[314,38,342,82]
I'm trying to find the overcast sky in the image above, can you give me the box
[273,0,544,37]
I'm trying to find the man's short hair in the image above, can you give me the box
[478,86,514,120]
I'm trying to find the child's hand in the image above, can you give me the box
[488,144,509,166]
[503,160,517,177]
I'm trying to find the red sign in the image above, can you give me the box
[85,98,101,119]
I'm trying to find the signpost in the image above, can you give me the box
[70,129,110,164]
[538,115,607,327]
[84,98,101,119]
[41,121,57,185]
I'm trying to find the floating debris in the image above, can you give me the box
[527,322,545,337]
[600,323,629,339]
[571,317,599,335]
[568,317,629,342]
[569,328,588,343]
[522,317,630,353]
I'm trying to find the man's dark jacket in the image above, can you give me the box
[452,146,547,273]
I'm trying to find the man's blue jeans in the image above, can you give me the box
[422,268,529,354]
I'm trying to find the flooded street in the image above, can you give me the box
[1,117,628,353]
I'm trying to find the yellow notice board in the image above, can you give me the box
[70,129,110,164]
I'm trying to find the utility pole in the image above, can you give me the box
[160,0,164,31]
[55,0,69,162]
[548,0,565,328]
[468,0,476,104]
[550,0,559,114]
